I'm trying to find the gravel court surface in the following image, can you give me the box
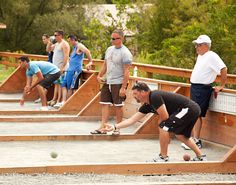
[0,139,230,167]
[0,95,235,184]
[0,121,140,135]
[0,173,235,185]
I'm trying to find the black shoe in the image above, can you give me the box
[194,138,202,149]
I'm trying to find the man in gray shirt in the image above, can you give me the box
[91,29,133,135]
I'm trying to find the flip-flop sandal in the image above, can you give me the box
[112,129,120,135]
[90,130,107,134]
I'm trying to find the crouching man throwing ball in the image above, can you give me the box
[19,56,60,111]
[102,82,207,162]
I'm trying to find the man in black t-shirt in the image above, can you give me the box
[102,82,207,162]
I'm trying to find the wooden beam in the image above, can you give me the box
[1,52,236,85]
[0,161,235,175]
[0,134,158,142]
[222,145,236,162]
[59,73,100,114]
[135,114,159,135]
[0,66,26,93]
[76,182,236,185]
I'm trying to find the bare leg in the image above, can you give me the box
[37,85,47,107]
[115,106,123,124]
[61,87,67,102]
[67,89,73,99]
[100,104,110,129]
[57,85,62,103]
[51,84,58,101]
[159,128,170,157]
[176,135,202,156]
[193,117,203,139]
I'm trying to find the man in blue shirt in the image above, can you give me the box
[54,35,93,108]
[19,56,60,110]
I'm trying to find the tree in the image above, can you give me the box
[0,0,87,54]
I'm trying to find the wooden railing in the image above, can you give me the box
[0,51,236,86]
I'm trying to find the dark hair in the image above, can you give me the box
[42,34,50,38]
[132,82,150,92]
[18,56,30,63]
[55,30,64,36]
[68,35,77,41]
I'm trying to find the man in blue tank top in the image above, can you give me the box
[54,35,93,108]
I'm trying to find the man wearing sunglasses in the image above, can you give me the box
[181,35,227,150]
[49,30,70,107]
[101,82,206,162]
[91,29,133,135]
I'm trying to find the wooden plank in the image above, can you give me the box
[59,73,101,114]
[0,66,26,93]
[1,52,236,85]
[71,182,236,185]
[222,145,236,162]
[0,66,38,100]
[135,114,159,135]
[0,52,48,61]
[0,115,97,122]
[159,84,179,92]
[201,120,236,147]
[174,86,190,97]
[0,161,235,175]
[77,92,102,116]
[202,111,236,147]
[0,134,158,142]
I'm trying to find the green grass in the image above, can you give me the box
[0,65,16,84]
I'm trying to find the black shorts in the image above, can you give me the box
[190,83,213,117]
[159,105,200,138]
[39,72,60,89]
[100,84,126,106]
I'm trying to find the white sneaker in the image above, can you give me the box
[181,143,191,150]
[147,154,169,162]
[181,137,196,150]
[34,98,41,103]
[40,106,49,111]
[53,102,64,109]
[192,154,207,161]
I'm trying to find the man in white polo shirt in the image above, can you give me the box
[182,35,227,150]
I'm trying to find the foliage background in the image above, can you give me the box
[0,0,235,74]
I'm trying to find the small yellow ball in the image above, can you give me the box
[50,152,58,159]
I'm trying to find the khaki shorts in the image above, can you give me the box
[100,84,126,106]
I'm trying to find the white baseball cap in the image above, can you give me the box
[192,35,211,44]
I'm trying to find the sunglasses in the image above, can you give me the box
[54,34,59,37]
[133,82,142,89]
[195,43,205,48]
[111,37,121,41]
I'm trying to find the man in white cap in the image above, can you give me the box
[182,35,227,150]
